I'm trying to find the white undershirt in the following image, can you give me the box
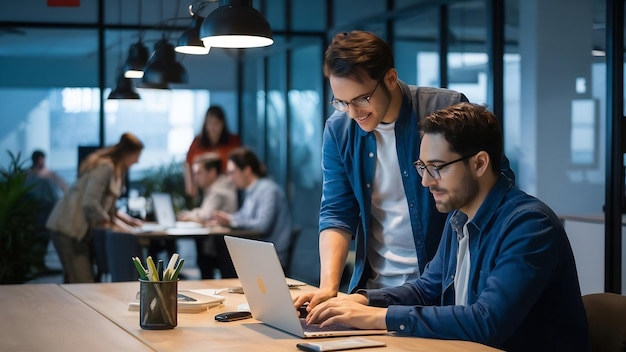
[454,222,471,306]
[366,121,419,289]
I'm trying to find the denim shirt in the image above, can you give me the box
[365,177,589,351]
[319,81,473,291]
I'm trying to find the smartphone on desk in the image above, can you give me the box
[296,338,386,351]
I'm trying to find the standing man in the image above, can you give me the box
[306,103,588,351]
[178,153,238,279]
[25,150,68,274]
[295,31,513,310]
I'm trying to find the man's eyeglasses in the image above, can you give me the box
[413,153,477,180]
[330,77,384,112]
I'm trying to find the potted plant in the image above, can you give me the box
[0,151,48,284]
[135,158,189,213]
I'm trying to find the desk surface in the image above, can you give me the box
[0,284,151,351]
[59,279,501,352]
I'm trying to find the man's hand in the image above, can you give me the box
[211,210,232,226]
[305,295,387,330]
[293,287,339,314]
[177,211,191,221]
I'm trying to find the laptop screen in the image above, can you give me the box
[150,192,177,227]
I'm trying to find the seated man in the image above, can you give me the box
[211,147,293,272]
[178,153,237,279]
[305,103,589,351]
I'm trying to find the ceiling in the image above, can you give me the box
[0,1,615,69]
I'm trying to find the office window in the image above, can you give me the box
[570,99,597,165]
[0,87,211,186]
[448,1,488,104]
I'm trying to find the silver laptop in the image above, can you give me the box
[136,192,203,233]
[224,236,388,338]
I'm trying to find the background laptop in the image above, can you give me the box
[224,236,388,338]
[136,192,203,233]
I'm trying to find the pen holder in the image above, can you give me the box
[139,279,178,330]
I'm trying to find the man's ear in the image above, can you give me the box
[474,151,490,177]
[384,68,398,88]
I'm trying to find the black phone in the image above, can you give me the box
[214,311,252,322]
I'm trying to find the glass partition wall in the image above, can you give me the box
[1,0,621,291]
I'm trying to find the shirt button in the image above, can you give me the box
[368,152,374,158]
[366,184,371,188]
[399,324,405,330]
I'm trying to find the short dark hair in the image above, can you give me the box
[323,30,394,83]
[31,150,45,164]
[228,147,267,178]
[200,157,222,174]
[419,102,503,176]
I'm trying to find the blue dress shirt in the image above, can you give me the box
[365,177,589,351]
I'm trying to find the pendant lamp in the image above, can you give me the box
[123,41,149,78]
[176,15,211,55]
[108,70,140,100]
[199,0,273,48]
[142,38,188,85]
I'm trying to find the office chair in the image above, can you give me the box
[105,231,143,282]
[582,292,626,352]
[91,229,109,282]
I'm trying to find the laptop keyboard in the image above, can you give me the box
[300,319,359,332]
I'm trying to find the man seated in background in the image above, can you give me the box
[304,103,588,351]
[178,153,237,279]
[211,147,293,274]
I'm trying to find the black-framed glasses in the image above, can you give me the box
[413,153,478,180]
[329,77,384,112]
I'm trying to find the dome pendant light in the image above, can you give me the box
[176,15,211,55]
[108,70,140,100]
[199,0,273,49]
[142,38,189,85]
[123,40,149,78]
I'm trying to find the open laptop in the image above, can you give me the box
[135,192,204,234]
[224,235,388,338]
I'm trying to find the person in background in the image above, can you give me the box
[27,150,68,194]
[178,153,238,279]
[294,30,514,311]
[25,150,68,274]
[184,105,241,199]
[46,132,144,283]
[306,103,588,352]
[211,147,292,274]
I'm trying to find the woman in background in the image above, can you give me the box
[46,132,144,283]
[184,105,241,199]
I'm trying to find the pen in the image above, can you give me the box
[146,256,159,281]
[171,259,185,280]
[164,253,179,281]
[157,260,164,281]
[132,257,148,280]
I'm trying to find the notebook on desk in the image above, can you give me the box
[135,192,202,233]
[223,236,388,338]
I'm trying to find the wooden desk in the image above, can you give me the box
[0,284,151,351]
[61,279,501,352]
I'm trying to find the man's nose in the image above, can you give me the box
[420,170,437,187]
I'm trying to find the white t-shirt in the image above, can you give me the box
[366,121,419,289]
